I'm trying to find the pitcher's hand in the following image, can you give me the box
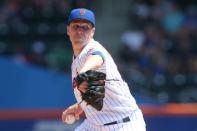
[62,103,83,122]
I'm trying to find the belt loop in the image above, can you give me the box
[117,119,123,123]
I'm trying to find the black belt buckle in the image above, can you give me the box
[104,117,130,126]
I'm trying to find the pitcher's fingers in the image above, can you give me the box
[62,109,70,122]
[75,114,80,120]
[62,111,66,122]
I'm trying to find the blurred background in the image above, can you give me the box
[0,0,196,131]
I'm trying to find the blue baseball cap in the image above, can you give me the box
[68,8,95,27]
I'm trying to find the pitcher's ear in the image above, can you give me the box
[91,28,95,37]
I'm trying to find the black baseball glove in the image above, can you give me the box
[75,70,106,111]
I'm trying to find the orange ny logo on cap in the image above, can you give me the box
[79,9,86,16]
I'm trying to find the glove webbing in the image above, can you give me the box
[77,79,119,105]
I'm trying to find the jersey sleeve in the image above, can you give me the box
[87,48,105,62]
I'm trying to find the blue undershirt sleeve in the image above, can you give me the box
[91,51,105,63]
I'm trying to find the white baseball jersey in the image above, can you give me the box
[71,39,146,131]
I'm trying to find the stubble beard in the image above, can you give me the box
[73,37,88,47]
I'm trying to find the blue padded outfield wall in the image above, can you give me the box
[0,57,75,109]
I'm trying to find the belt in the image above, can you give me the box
[104,117,130,126]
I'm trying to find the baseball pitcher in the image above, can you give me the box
[62,8,146,131]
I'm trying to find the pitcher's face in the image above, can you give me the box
[67,20,95,45]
